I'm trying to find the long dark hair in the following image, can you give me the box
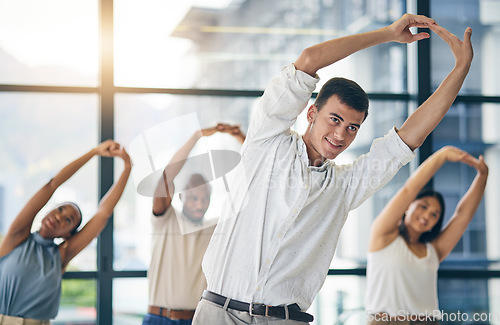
[399,190,445,243]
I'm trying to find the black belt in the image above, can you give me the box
[201,290,314,323]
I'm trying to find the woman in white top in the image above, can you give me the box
[365,146,488,324]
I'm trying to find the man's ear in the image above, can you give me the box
[306,104,318,123]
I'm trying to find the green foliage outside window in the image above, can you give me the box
[61,279,96,307]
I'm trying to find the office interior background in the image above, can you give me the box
[1,0,500,324]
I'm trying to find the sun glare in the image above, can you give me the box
[0,0,232,86]
[0,0,98,78]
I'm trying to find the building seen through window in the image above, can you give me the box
[0,0,499,324]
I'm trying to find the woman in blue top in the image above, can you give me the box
[0,140,132,324]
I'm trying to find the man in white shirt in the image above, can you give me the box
[143,124,245,325]
[193,14,473,325]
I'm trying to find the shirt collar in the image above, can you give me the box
[297,135,333,172]
[33,231,55,246]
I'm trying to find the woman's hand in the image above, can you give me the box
[439,146,470,163]
[473,155,488,176]
[439,146,487,176]
[95,140,120,157]
[110,145,132,167]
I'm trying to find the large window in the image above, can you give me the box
[0,92,99,267]
[1,1,499,324]
[113,0,407,92]
[0,0,99,86]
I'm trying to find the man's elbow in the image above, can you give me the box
[400,138,421,152]
[295,47,319,76]
[152,206,167,217]
[406,139,424,152]
[397,131,423,152]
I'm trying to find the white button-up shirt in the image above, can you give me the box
[202,63,415,310]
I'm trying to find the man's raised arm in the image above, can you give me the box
[295,14,436,77]
[152,124,245,216]
[397,25,473,150]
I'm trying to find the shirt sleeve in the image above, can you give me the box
[337,127,416,211]
[246,63,319,142]
[151,205,175,227]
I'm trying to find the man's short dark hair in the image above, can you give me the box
[314,77,369,121]
[184,173,212,193]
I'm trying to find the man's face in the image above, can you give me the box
[303,95,365,165]
[181,185,211,221]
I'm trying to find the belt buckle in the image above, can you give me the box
[249,303,271,317]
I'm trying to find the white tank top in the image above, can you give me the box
[365,235,440,317]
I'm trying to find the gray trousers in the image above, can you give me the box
[192,298,310,325]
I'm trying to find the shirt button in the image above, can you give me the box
[293,209,298,214]
[265,259,270,264]
[305,184,309,189]
[257,286,261,291]
[277,233,283,238]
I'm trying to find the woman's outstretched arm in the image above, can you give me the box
[0,140,119,257]
[60,145,132,269]
[432,155,488,262]
[368,146,473,252]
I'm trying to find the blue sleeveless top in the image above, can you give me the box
[0,232,62,319]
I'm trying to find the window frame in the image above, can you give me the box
[1,0,500,323]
